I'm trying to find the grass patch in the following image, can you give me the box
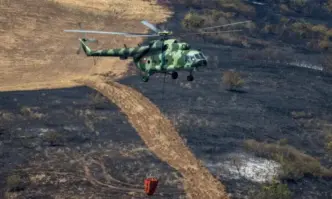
[244,139,332,180]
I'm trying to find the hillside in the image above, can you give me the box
[0,0,171,91]
[1,0,332,199]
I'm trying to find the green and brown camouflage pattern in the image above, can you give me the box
[79,38,207,75]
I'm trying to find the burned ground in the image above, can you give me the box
[1,0,332,198]
[0,87,185,199]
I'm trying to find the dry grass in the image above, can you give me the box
[244,139,332,180]
[0,0,171,91]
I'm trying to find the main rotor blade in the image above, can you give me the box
[199,20,252,30]
[179,29,243,36]
[141,20,160,33]
[64,29,159,37]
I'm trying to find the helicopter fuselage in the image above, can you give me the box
[134,39,207,74]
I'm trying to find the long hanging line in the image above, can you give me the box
[161,73,167,102]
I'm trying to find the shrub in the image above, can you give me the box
[44,131,63,146]
[222,70,244,90]
[182,11,205,29]
[252,180,292,199]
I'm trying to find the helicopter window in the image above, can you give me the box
[195,54,201,59]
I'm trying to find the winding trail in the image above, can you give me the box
[77,76,229,199]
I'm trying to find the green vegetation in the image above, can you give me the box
[250,179,292,199]
[222,70,244,90]
[244,139,332,180]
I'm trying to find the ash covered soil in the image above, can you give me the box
[1,50,332,198]
[120,57,332,199]
[0,87,185,199]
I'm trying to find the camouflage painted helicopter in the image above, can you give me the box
[64,20,250,82]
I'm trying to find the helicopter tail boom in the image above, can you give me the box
[79,39,149,59]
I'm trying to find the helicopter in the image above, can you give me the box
[64,20,251,82]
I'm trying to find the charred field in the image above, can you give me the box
[0,87,186,199]
[2,0,332,199]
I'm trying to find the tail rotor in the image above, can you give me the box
[75,22,98,65]
[76,22,98,54]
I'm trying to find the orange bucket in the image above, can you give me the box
[144,177,159,195]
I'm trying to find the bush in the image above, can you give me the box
[222,70,244,90]
[182,11,205,29]
[44,131,63,146]
[251,180,292,199]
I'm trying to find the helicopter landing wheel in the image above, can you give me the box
[171,72,178,79]
[142,76,149,82]
[187,75,194,81]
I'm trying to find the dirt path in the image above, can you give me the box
[78,76,229,199]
